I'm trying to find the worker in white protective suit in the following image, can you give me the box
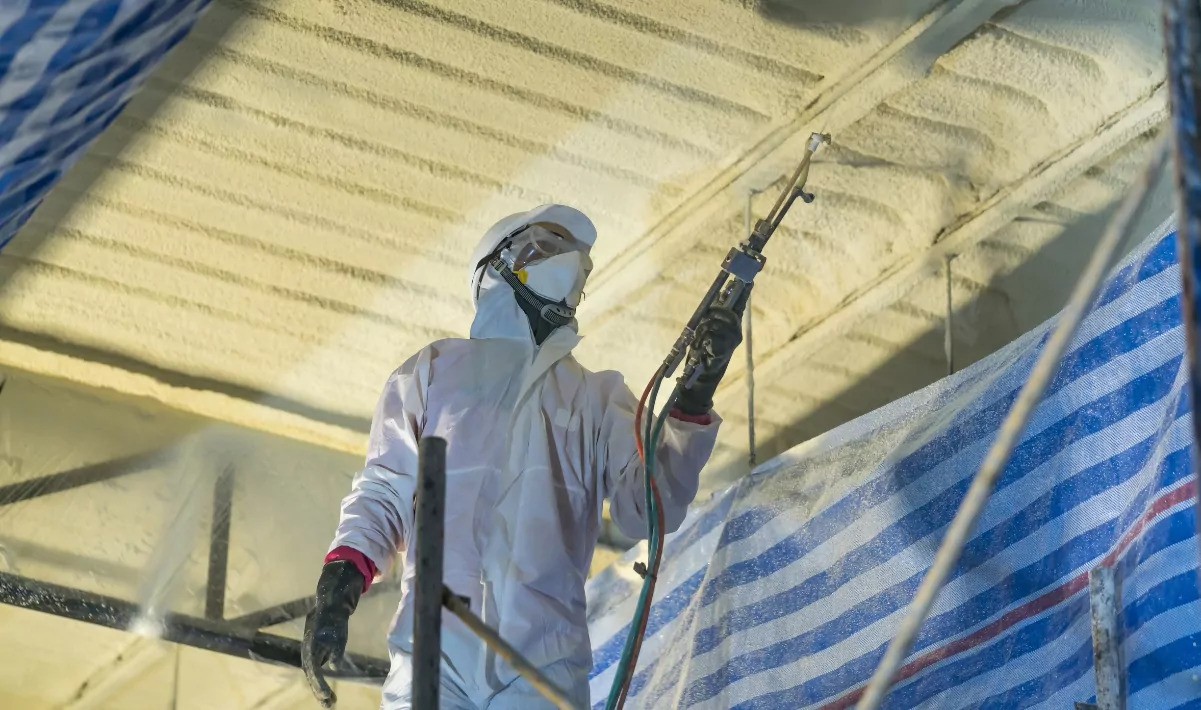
[300,204,745,709]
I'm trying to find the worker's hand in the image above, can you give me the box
[692,306,743,375]
[676,306,743,416]
[301,560,365,709]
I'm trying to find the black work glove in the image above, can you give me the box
[302,560,365,709]
[676,305,744,416]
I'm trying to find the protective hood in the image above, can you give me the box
[467,204,596,344]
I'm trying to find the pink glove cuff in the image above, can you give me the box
[670,408,713,426]
[325,546,378,594]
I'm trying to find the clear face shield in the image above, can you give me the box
[502,223,587,269]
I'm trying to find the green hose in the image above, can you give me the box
[605,377,674,709]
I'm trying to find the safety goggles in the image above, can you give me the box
[503,223,588,272]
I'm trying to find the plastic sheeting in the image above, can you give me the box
[586,219,1201,709]
[0,0,210,250]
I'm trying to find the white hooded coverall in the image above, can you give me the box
[327,205,721,709]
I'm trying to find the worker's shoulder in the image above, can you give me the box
[563,357,632,390]
[426,336,472,353]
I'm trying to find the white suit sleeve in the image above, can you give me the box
[596,372,721,539]
[328,349,430,581]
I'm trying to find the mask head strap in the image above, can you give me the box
[488,255,575,326]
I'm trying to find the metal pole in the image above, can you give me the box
[1088,567,1125,710]
[413,436,447,710]
[442,590,578,710]
[228,597,315,630]
[1165,0,1201,575]
[944,254,956,376]
[745,190,758,466]
[855,136,1168,710]
[205,467,234,620]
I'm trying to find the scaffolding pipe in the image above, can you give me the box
[413,436,447,710]
[1088,567,1125,710]
[1165,0,1201,564]
[0,571,387,682]
[205,467,234,620]
[944,254,956,376]
[745,189,758,466]
[442,590,578,710]
[228,597,314,630]
[855,136,1169,710]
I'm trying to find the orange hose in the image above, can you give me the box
[617,367,669,708]
[634,370,657,463]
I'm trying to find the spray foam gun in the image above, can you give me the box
[606,133,831,710]
[660,132,831,405]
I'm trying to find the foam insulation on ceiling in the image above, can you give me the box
[4,0,947,426]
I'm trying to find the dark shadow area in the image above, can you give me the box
[753,290,1014,467]
[755,0,945,27]
[753,0,1092,31]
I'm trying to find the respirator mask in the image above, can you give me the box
[481,224,593,342]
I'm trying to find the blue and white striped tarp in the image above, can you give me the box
[0,0,210,251]
[587,220,1201,709]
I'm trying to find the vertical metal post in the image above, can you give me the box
[744,190,758,466]
[205,467,234,620]
[944,254,957,376]
[1165,0,1201,567]
[1088,567,1124,710]
[413,436,447,710]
